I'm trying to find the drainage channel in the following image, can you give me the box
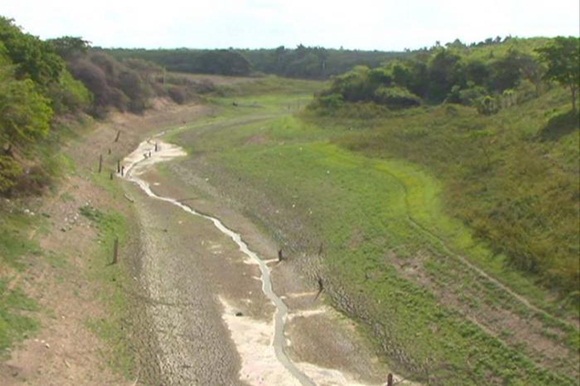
[123,139,315,386]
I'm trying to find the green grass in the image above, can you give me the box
[80,171,137,379]
[81,203,136,378]
[169,78,579,384]
[327,91,579,302]
[0,209,42,356]
[0,210,42,270]
[0,279,39,356]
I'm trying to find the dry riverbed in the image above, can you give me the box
[0,96,410,385]
[121,139,402,385]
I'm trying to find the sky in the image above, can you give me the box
[1,0,578,51]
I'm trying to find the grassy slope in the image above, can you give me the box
[0,120,142,380]
[81,172,137,378]
[170,78,579,385]
[0,209,40,354]
[330,89,579,297]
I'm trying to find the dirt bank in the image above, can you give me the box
[0,100,213,386]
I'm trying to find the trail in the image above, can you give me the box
[384,166,577,330]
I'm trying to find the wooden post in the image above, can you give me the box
[154,142,158,152]
[313,276,324,301]
[98,154,103,173]
[114,130,121,142]
[117,160,121,173]
[121,166,125,177]
[112,237,119,264]
[278,249,284,262]
[387,373,394,386]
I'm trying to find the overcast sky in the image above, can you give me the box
[1,0,578,51]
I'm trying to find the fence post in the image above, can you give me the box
[98,154,103,173]
[112,237,119,264]
[114,130,121,142]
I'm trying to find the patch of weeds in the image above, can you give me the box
[0,212,41,270]
[80,203,135,378]
[45,250,68,270]
[87,315,134,378]
[60,192,75,202]
[79,204,104,223]
[0,280,39,355]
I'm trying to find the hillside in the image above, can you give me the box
[157,75,578,384]
[1,15,578,385]
[307,36,580,298]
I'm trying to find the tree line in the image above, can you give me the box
[310,36,579,115]
[106,45,407,79]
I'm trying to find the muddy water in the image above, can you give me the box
[122,140,398,386]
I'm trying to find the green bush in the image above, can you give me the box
[374,86,421,109]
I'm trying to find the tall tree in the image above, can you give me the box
[536,37,580,113]
[427,49,463,102]
[48,36,91,61]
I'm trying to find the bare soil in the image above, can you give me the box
[0,94,403,385]
[133,163,394,385]
[0,99,213,386]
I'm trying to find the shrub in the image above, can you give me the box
[374,86,421,109]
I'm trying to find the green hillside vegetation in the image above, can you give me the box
[167,74,578,384]
[0,16,213,355]
[306,36,580,299]
[311,37,560,112]
[0,17,220,195]
[1,13,578,384]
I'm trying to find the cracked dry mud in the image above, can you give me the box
[122,140,403,385]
